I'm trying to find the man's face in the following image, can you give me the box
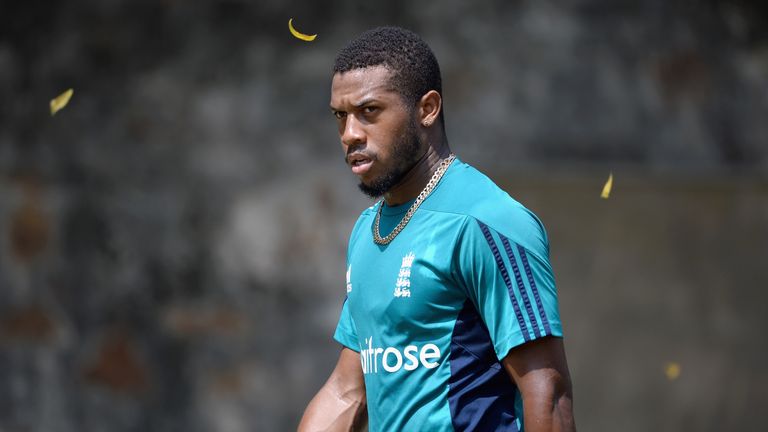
[330,65,423,198]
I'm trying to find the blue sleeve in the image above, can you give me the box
[454,215,563,361]
[333,214,368,352]
[333,297,359,352]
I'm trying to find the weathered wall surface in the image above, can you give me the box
[1,0,767,431]
[502,171,768,432]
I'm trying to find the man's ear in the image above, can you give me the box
[418,90,442,127]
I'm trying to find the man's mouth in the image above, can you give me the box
[348,153,374,175]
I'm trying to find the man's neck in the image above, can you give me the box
[383,144,451,206]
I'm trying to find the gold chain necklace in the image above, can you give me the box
[372,153,456,245]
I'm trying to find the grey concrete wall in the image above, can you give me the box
[500,171,768,432]
[1,0,767,431]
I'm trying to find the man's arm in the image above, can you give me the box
[298,347,367,432]
[502,336,576,432]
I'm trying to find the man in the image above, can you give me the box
[299,27,575,432]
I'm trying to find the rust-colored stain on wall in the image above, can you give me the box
[163,305,247,338]
[655,50,712,104]
[84,331,150,396]
[0,305,56,342]
[9,180,50,262]
[210,368,244,396]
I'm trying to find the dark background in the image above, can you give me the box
[1,0,767,431]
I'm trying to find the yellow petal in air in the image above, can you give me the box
[664,362,681,380]
[288,18,317,41]
[600,172,613,199]
[50,88,74,116]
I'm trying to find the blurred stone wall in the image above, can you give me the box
[0,0,766,431]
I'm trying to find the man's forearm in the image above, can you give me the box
[522,386,575,432]
[502,337,576,432]
[298,381,367,432]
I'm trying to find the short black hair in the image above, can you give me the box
[333,26,444,119]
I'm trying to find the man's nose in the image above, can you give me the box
[341,115,366,147]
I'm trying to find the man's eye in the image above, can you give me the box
[333,111,346,120]
[363,106,378,114]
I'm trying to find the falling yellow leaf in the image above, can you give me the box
[664,362,681,380]
[50,88,74,116]
[288,18,317,41]
[600,172,613,199]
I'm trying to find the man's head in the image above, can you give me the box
[329,27,445,198]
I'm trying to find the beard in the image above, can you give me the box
[357,118,423,199]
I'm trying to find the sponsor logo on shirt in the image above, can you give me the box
[394,252,415,298]
[359,337,441,374]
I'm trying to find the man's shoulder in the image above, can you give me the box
[346,202,378,247]
[356,202,379,220]
[427,160,529,222]
[428,160,550,257]
[352,202,377,226]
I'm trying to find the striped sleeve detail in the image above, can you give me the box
[477,221,530,342]
[517,245,552,335]
[500,234,542,338]
[477,220,553,340]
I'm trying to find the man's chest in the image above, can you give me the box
[345,226,467,336]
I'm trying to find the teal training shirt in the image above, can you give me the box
[334,158,564,432]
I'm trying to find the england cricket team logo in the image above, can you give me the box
[394,252,415,298]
